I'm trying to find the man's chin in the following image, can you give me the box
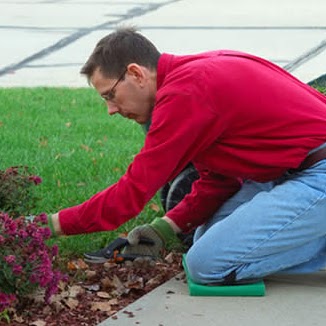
[127,113,151,125]
[134,116,149,125]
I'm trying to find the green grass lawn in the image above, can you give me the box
[1,86,325,259]
[0,87,164,258]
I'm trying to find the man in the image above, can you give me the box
[49,27,326,285]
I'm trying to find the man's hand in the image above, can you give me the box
[123,217,180,260]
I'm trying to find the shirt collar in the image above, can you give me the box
[156,53,174,90]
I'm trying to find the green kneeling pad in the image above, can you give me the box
[182,255,265,296]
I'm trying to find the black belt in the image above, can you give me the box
[296,147,326,171]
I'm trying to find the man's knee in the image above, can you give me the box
[185,248,207,284]
[185,246,231,284]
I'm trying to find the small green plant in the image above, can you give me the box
[0,212,67,313]
[0,304,13,323]
[0,166,42,218]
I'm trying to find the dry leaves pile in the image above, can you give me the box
[1,253,183,326]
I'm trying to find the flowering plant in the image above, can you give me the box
[0,166,42,218]
[0,212,67,313]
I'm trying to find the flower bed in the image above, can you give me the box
[0,253,183,325]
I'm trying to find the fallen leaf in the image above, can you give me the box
[97,291,111,299]
[52,300,65,312]
[146,275,162,287]
[58,280,66,291]
[108,298,119,305]
[80,144,93,152]
[101,276,113,290]
[149,203,160,212]
[27,288,45,304]
[125,275,144,289]
[50,291,68,303]
[67,261,77,271]
[91,301,112,313]
[67,259,89,271]
[65,298,79,309]
[12,313,24,324]
[85,270,97,279]
[112,275,129,295]
[103,262,116,271]
[42,306,52,315]
[68,285,85,298]
[164,252,175,264]
[30,320,46,326]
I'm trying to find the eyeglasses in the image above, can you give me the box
[101,68,127,102]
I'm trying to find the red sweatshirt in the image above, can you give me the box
[59,50,326,235]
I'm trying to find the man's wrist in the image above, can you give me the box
[162,216,182,233]
[51,213,63,236]
[150,217,179,245]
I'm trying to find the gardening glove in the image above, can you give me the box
[123,218,180,260]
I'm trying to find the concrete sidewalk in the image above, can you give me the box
[98,271,326,326]
[1,1,325,325]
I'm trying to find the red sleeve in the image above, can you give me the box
[59,83,226,235]
[166,164,241,232]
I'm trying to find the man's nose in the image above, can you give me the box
[107,103,119,115]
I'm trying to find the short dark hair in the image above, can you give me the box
[80,27,161,82]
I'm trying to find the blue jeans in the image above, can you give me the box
[186,158,326,284]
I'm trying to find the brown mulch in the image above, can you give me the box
[1,253,184,326]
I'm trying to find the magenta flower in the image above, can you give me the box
[0,212,67,312]
[0,292,16,312]
[51,245,59,256]
[12,265,23,275]
[4,219,17,235]
[4,255,16,265]
[29,175,42,185]
[33,212,47,224]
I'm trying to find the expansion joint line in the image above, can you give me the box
[283,39,326,72]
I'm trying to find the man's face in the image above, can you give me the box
[91,64,156,125]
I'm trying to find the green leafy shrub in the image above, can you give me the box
[0,166,42,218]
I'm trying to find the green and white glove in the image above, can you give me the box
[123,217,180,259]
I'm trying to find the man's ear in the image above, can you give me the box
[126,63,145,84]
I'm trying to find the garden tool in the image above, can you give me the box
[83,236,155,264]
